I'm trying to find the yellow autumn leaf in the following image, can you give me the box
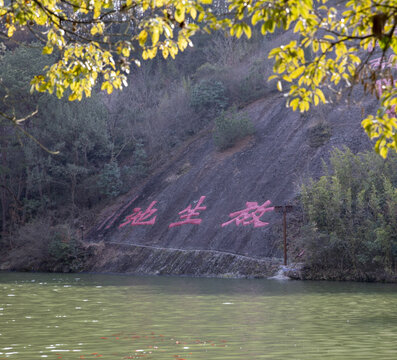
[138,30,148,47]
[152,29,160,46]
[7,25,16,37]
[43,46,54,55]
[243,24,251,39]
[190,7,197,20]
[122,47,130,57]
[175,6,185,23]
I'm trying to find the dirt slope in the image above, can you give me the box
[85,90,373,277]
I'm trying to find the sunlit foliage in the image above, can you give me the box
[225,0,397,157]
[2,0,397,155]
[0,0,218,101]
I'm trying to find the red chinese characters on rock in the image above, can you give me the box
[169,196,207,228]
[221,200,274,228]
[119,201,158,228]
[118,198,275,229]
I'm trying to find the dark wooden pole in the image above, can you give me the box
[283,208,287,266]
[275,205,293,266]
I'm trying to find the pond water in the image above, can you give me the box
[0,272,396,360]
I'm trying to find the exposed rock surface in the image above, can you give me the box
[83,242,281,278]
[87,90,374,277]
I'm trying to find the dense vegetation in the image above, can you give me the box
[299,147,397,278]
[0,31,266,269]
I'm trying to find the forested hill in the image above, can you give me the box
[83,90,373,277]
[0,29,377,277]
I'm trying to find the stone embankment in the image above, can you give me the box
[83,241,282,278]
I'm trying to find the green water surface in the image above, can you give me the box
[0,272,396,359]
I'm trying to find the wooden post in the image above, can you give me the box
[283,209,287,265]
[275,205,293,266]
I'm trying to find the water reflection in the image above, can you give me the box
[0,272,397,359]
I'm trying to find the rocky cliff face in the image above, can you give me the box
[86,90,374,277]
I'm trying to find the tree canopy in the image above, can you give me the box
[1,0,397,156]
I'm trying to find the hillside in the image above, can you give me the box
[0,26,385,278]
[83,89,373,277]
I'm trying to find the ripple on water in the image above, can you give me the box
[0,273,397,359]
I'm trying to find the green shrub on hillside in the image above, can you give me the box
[48,227,77,265]
[98,160,123,198]
[194,60,268,107]
[299,147,397,275]
[213,108,254,150]
[190,79,228,116]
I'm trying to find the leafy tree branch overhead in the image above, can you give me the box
[0,0,218,101]
[1,0,397,156]
[231,0,397,157]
